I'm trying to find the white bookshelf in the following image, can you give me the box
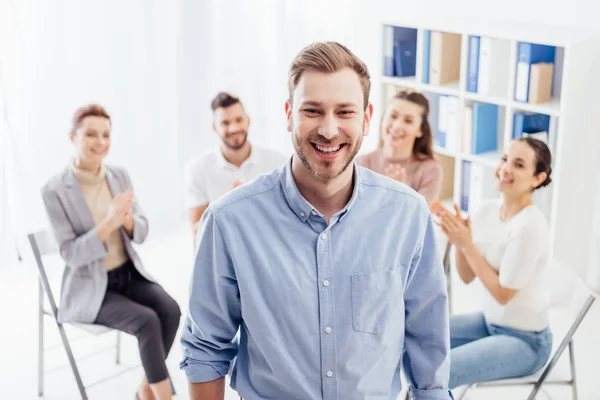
[379,20,600,281]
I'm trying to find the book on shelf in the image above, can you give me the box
[471,103,499,154]
[429,32,461,85]
[478,37,511,97]
[437,95,459,152]
[528,63,554,104]
[467,36,480,93]
[513,112,550,144]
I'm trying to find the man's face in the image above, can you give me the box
[286,68,372,181]
[213,103,250,150]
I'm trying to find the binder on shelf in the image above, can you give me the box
[513,112,550,143]
[469,162,496,213]
[467,36,480,93]
[429,31,462,85]
[514,42,556,102]
[437,95,459,152]
[461,160,471,212]
[384,25,395,76]
[478,38,510,96]
[437,95,448,148]
[471,103,498,154]
[462,106,473,154]
[528,63,554,104]
[422,30,431,83]
[394,41,417,77]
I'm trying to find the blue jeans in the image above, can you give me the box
[449,312,552,389]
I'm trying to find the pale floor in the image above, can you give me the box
[1,226,598,399]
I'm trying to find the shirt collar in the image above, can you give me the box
[216,144,258,169]
[280,159,361,223]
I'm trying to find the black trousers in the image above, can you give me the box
[94,260,181,384]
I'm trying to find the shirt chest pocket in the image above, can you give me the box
[351,269,403,334]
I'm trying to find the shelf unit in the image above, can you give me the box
[379,20,600,281]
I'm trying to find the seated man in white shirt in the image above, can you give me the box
[184,92,287,235]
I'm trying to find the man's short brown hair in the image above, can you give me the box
[287,41,371,109]
[211,92,242,111]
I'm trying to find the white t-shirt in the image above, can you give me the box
[471,199,550,332]
[183,145,288,208]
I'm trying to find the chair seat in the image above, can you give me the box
[43,306,114,335]
[477,353,573,386]
[69,322,114,336]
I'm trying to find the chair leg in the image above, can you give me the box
[38,279,44,397]
[116,331,121,365]
[56,323,88,400]
[569,341,577,400]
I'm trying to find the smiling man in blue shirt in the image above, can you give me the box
[180,41,453,400]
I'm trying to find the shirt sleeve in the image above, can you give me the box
[402,213,454,400]
[498,224,542,290]
[416,161,442,204]
[179,208,242,382]
[184,160,209,208]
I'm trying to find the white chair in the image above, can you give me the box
[456,260,596,400]
[28,230,176,399]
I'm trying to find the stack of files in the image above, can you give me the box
[384,26,417,77]
[460,160,497,213]
[467,36,511,95]
[465,103,498,154]
[429,32,461,85]
[514,42,556,103]
[513,112,550,144]
[437,95,459,152]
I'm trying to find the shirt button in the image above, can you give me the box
[323,280,330,287]
[321,233,327,240]
[300,212,305,217]
[326,371,333,377]
[311,210,317,215]
[325,327,332,334]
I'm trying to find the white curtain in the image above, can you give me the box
[1,0,183,264]
[0,0,365,265]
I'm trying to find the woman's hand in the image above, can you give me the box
[436,204,472,249]
[105,188,133,232]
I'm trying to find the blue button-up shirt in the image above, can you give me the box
[181,160,452,400]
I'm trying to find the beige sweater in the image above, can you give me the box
[72,163,129,271]
[356,149,443,203]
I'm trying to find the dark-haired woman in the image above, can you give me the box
[357,90,442,203]
[432,138,554,389]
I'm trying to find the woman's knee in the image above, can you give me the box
[135,308,162,338]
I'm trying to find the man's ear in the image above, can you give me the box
[285,101,293,132]
[363,103,374,137]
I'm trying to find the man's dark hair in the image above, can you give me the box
[211,92,242,111]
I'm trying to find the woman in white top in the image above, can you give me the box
[433,137,553,389]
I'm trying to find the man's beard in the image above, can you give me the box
[222,131,248,150]
[292,131,362,181]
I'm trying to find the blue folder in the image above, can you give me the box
[467,36,480,93]
[472,103,498,154]
[513,112,551,139]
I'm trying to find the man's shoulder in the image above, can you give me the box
[187,150,220,166]
[209,166,283,215]
[184,150,221,176]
